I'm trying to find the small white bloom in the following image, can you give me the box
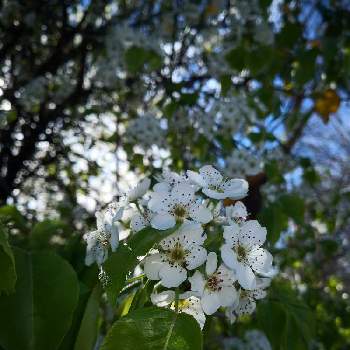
[84,201,124,266]
[130,209,152,232]
[223,329,272,350]
[187,165,248,200]
[189,252,238,315]
[220,221,273,290]
[154,169,188,191]
[225,201,248,224]
[225,278,270,323]
[151,290,206,329]
[148,183,212,230]
[128,178,151,202]
[143,223,208,287]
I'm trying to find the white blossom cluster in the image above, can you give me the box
[223,148,264,178]
[84,165,276,330]
[124,113,166,150]
[223,329,272,350]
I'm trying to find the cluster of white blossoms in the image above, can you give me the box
[84,165,276,329]
[223,148,264,179]
[124,113,166,150]
[223,329,272,350]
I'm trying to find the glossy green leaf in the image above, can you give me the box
[30,219,70,250]
[0,205,27,231]
[258,203,288,244]
[257,281,315,350]
[0,224,16,294]
[73,285,101,350]
[103,226,177,305]
[0,248,79,350]
[59,266,99,350]
[279,194,305,224]
[101,307,202,350]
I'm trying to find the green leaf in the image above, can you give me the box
[0,205,27,231]
[257,281,315,350]
[125,46,148,74]
[30,219,69,250]
[279,194,305,224]
[58,266,99,350]
[258,203,288,244]
[0,248,79,350]
[103,226,177,305]
[73,285,101,350]
[0,224,16,294]
[101,307,203,350]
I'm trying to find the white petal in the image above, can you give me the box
[185,246,207,270]
[216,264,236,286]
[248,247,273,275]
[256,277,272,289]
[153,182,170,193]
[143,253,164,280]
[171,183,195,205]
[206,252,217,275]
[181,296,206,329]
[236,263,256,290]
[189,203,213,224]
[223,224,240,246]
[85,241,99,266]
[236,297,256,316]
[148,192,169,212]
[201,290,221,315]
[109,229,119,252]
[223,179,249,199]
[159,262,187,287]
[225,307,237,324]
[187,170,206,187]
[251,288,267,300]
[218,286,238,307]
[240,220,267,248]
[95,212,105,231]
[95,244,107,266]
[226,201,247,220]
[150,290,175,307]
[177,222,206,247]
[220,244,239,270]
[189,270,206,295]
[128,177,151,201]
[221,245,256,289]
[202,188,226,200]
[130,213,148,232]
[199,165,223,186]
[151,213,176,230]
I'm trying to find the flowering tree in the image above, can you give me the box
[0,1,350,349]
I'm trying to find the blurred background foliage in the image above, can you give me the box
[0,0,349,349]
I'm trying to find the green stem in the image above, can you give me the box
[125,274,145,285]
[174,288,180,313]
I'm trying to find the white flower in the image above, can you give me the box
[143,223,208,287]
[84,202,124,266]
[154,169,188,191]
[128,177,151,202]
[225,201,248,224]
[151,290,206,329]
[148,183,212,230]
[125,113,166,149]
[220,220,273,290]
[223,330,272,350]
[223,149,263,178]
[130,209,151,232]
[225,278,271,323]
[187,165,248,200]
[189,252,238,315]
